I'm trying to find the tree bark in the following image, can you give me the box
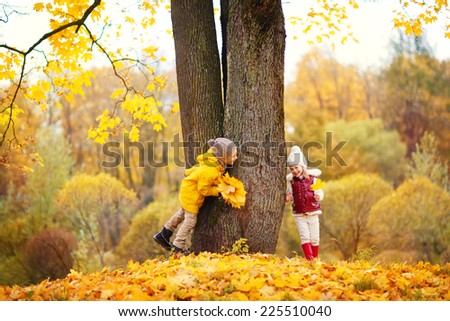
[222,0,286,253]
[172,0,286,254]
[171,0,224,168]
[193,0,286,254]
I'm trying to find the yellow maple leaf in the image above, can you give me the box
[33,3,45,12]
[217,173,246,209]
[28,81,50,102]
[110,88,125,99]
[129,125,140,142]
[171,102,180,114]
[311,178,325,191]
[100,289,115,300]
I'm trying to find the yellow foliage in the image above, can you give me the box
[393,0,450,39]
[217,173,247,209]
[110,88,125,99]
[288,1,359,47]
[128,125,140,142]
[171,102,180,114]
[1,0,166,169]
[368,177,450,262]
[0,105,23,127]
[0,253,448,301]
[56,173,138,217]
[311,178,325,191]
[27,81,51,102]
[87,110,121,144]
[289,0,449,48]
[321,173,393,259]
[33,3,45,12]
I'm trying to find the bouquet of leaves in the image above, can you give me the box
[311,178,325,191]
[217,173,246,209]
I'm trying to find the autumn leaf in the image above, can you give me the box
[0,253,448,301]
[217,173,247,209]
[311,178,325,191]
[171,102,180,114]
[33,3,45,12]
[110,88,125,99]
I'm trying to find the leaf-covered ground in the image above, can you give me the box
[1,253,449,301]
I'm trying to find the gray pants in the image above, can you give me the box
[164,208,197,250]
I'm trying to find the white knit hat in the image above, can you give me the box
[287,145,307,167]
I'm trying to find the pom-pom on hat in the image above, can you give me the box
[287,145,307,167]
[207,137,236,159]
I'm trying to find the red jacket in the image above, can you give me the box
[291,175,322,214]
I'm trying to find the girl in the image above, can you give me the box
[285,146,324,260]
[153,137,238,254]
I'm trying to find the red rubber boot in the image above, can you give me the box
[312,245,319,259]
[301,242,314,261]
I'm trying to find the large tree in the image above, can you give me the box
[171,0,286,253]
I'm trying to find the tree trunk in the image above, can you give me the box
[193,0,286,254]
[223,0,286,253]
[171,0,224,167]
[172,0,286,254]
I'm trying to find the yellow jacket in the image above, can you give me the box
[179,149,225,214]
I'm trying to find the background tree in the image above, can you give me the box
[0,131,72,285]
[319,119,407,184]
[113,197,179,264]
[284,49,376,149]
[369,177,450,263]
[23,129,73,230]
[320,173,392,259]
[55,173,138,270]
[0,90,43,191]
[406,131,449,191]
[285,49,368,125]
[380,35,450,156]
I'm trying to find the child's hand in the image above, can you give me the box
[223,185,236,194]
[314,194,320,202]
[286,193,293,202]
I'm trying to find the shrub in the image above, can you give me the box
[369,177,450,263]
[321,119,407,184]
[320,173,392,259]
[55,173,138,270]
[114,196,179,264]
[25,228,77,282]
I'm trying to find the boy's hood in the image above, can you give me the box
[196,149,219,165]
[185,149,224,175]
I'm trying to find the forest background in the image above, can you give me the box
[0,0,449,286]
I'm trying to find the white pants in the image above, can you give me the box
[293,214,320,246]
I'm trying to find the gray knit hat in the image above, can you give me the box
[207,138,236,159]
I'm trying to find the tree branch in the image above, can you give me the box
[0,44,25,55]
[0,3,27,24]
[0,0,102,148]
[25,0,102,55]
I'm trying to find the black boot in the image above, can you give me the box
[153,227,173,251]
[171,243,186,255]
